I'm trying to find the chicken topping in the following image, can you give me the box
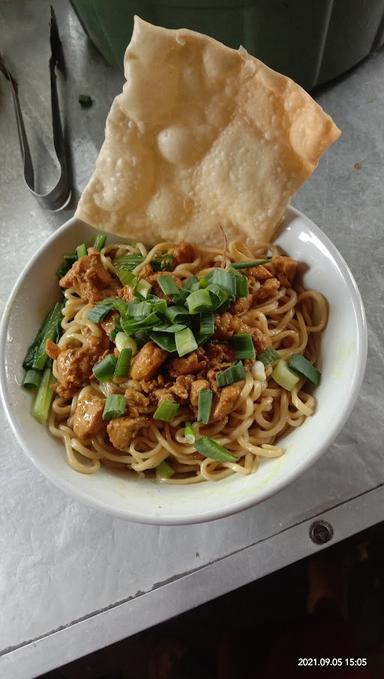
[100,311,118,337]
[117,286,135,302]
[59,252,117,304]
[124,387,152,417]
[130,341,168,381]
[214,313,268,353]
[169,349,207,376]
[171,242,195,265]
[247,265,273,281]
[107,416,150,451]
[190,379,210,408]
[73,390,105,438]
[253,277,280,303]
[211,382,243,422]
[272,255,298,287]
[230,295,253,314]
[53,345,106,399]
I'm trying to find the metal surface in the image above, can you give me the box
[1,1,383,677]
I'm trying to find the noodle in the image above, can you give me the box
[48,239,328,484]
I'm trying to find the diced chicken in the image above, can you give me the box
[46,339,60,360]
[205,342,235,367]
[169,349,207,377]
[214,313,268,353]
[117,286,135,302]
[247,265,273,281]
[171,242,195,265]
[138,263,154,280]
[140,375,165,394]
[100,311,118,336]
[253,277,280,303]
[53,346,106,399]
[230,295,253,314]
[59,253,117,304]
[272,255,298,287]
[124,387,152,417]
[154,376,193,404]
[107,416,149,451]
[190,379,210,408]
[211,382,243,422]
[130,341,168,381]
[73,390,105,438]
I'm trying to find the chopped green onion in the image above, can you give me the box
[93,234,106,251]
[186,289,213,314]
[151,252,174,272]
[197,389,213,424]
[156,459,175,479]
[111,298,128,315]
[115,253,144,271]
[231,259,272,269]
[102,394,127,420]
[115,267,138,287]
[233,271,249,298]
[171,288,189,306]
[56,252,77,277]
[149,332,177,352]
[150,298,168,316]
[92,354,117,382]
[184,422,196,444]
[154,399,179,422]
[198,278,209,289]
[287,354,321,386]
[23,369,42,390]
[199,311,214,336]
[113,348,132,378]
[32,367,55,424]
[211,268,236,297]
[175,327,198,357]
[195,436,236,462]
[165,305,189,323]
[76,243,87,259]
[121,312,160,335]
[127,301,152,318]
[32,302,64,371]
[183,275,199,291]
[136,279,152,298]
[258,347,279,366]
[231,334,255,360]
[217,361,245,387]
[152,324,187,333]
[87,300,115,324]
[115,332,137,355]
[157,275,180,296]
[133,329,151,347]
[272,360,300,391]
[207,283,229,310]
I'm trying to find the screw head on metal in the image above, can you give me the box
[309,520,334,545]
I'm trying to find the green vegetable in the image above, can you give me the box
[115,332,137,355]
[156,460,175,479]
[92,354,117,382]
[115,253,144,272]
[175,327,198,357]
[231,334,255,360]
[102,394,127,420]
[197,389,213,424]
[207,283,229,310]
[152,324,187,333]
[165,305,189,323]
[198,278,209,289]
[258,347,280,366]
[233,271,249,298]
[79,94,93,107]
[272,360,300,391]
[199,311,215,336]
[22,369,42,390]
[23,307,54,370]
[93,234,106,251]
[231,259,272,269]
[287,354,321,386]
[184,422,196,444]
[114,348,132,378]
[121,312,160,335]
[32,302,64,371]
[154,399,180,422]
[157,275,180,296]
[127,301,152,318]
[186,289,213,314]
[194,437,237,462]
[216,361,245,387]
[211,268,236,297]
[150,298,168,316]
[76,243,87,259]
[183,275,199,291]
[114,267,137,287]
[149,332,177,352]
[151,252,174,272]
[87,300,115,324]
[32,367,55,424]
[56,252,77,278]
[136,279,152,298]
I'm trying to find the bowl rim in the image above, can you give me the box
[0,206,368,524]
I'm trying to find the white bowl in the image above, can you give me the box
[0,207,367,524]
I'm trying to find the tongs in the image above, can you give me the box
[0,7,71,211]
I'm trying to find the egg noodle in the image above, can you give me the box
[48,239,327,483]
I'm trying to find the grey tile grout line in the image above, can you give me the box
[2,481,382,659]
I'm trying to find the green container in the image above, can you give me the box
[71,0,384,90]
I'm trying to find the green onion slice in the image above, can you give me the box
[165,305,189,323]
[156,460,175,479]
[195,436,237,462]
[231,334,255,360]
[216,361,245,387]
[199,311,215,336]
[102,394,127,420]
[114,348,132,378]
[197,389,213,424]
[154,399,180,422]
[207,284,229,310]
[233,271,249,298]
[211,268,236,297]
[184,422,196,444]
[22,369,42,390]
[186,289,213,314]
[157,275,180,296]
[92,354,117,382]
[287,354,321,386]
[93,234,106,251]
[258,347,279,366]
[127,301,152,318]
[76,243,87,259]
[175,327,198,357]
[149,332,177,352]
[115,253,144,271]
[151,252,174,272]
[231,259,272,269]
[87,300,115,324]
[272,360,300,391]
[136,279,152,299]
[183,275,198,291]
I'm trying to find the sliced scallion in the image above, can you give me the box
[76,243,87,259]
[184,422,196,444]
[113,348,132,378]
[102,394,127,420]
[272,360,300,391]
[258,347,279,366]
[165,305,189,323]
[216,361,245,387]
[23,369,42,390]
[151,252,174,272]
[115,253,144,271]
[197,389,213,424]
[32,367,55,424]
[136,279,152,298]
[186,289,213,314]
[175,327,198,357]
[207,284,229,310]
[127,301,152,318]
[183,275,198,291]
[153,399,179,422]
[194,437,236,462]
[157,275,180,296]
[115,332,137,355]
[231,259,271,269]
[87,299,115,324]
[233,271,249,298]
[287,354,321,386]
[93,233,106,251]
[231,334,255,360]
[156,459,175,479]
[211,268,236,297]
[92,354,117,382]
[149,332,177,352]
[199,311,215,336]
[152,323,187,333]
